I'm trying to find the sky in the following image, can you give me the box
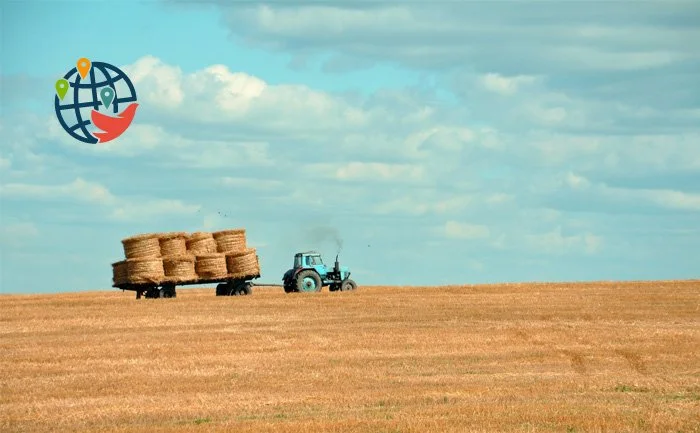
[1,0,699,294]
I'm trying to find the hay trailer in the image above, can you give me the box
[115,272,261,299]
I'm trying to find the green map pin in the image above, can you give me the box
[55,78,69,100]
[100,87,114,109]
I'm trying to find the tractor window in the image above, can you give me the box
[307,256,315,265]
[294,256,302,268]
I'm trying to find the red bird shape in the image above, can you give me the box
[90,103,139,143]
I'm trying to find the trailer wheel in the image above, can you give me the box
[162,284,176,298]
[243,282,253,296]
[216,283,228,296]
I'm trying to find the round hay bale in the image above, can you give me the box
[213,228,247,253]
[162,253,197,283]
[122,233,161,259]
[226,248,260,279]
[186,232,217,255]
[126,257,164,284]
[112,260,128,286]
[195,253,228,279]
[159,232,187,256]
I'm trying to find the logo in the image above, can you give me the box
[54,57,138,144]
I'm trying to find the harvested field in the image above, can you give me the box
[1,281,698,432]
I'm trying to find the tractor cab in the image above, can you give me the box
[283,251,356,293]
[294,252,327,277]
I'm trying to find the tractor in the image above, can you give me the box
[282,251,357,293]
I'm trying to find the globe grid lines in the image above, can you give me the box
[54,61,137,144]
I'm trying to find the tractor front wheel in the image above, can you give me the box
[296,270,322,292]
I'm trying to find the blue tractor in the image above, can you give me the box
[282,251,357,293]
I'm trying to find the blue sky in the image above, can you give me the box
[1,0,699,294]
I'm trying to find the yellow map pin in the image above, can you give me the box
[77,58,91,79]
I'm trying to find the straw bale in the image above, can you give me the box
[195,253,228,279]
[213,228,247,253]
[186,232,217,255]
[226,248,260,279]
[159,232,187,256]
[122,233,161,259]
[162,253,197,283]
[112,260,128,286]
[126,257,165,284]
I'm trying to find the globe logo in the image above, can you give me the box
[54,57,138,144]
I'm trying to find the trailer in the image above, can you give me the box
[114,272,270,299]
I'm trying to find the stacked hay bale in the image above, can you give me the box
[226,248,260,279]
[111,260,128,286]
[213,229,246,253]
[186,232,225,281]
[194,253,229,279]
[160,232,196,283]
[186,232,218,255]
[121,233,164,284]
[212,228,259,279]
[111,228,262,287]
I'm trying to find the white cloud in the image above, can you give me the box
[221,176,284,190]
[563,172,700,211]
[612,188,700,211]
[373,194,474,216]
[526,226,603,255]
[0,222,39,246]
[320,162,425,182]
[121,56,370,134]
[121,55,185,108]
[486,193,514,204]
[565,172,592,190]
[202,1,700,79]
[479,73,537,95]
[443,221,491,240]
[0,178,200,221]
[404,126,476,152]
[1,178,116,205]
[110,199,200,222]
[0,156,10,171]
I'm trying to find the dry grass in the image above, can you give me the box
[1,281,698,432]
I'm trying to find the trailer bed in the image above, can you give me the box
[115,273,262,299]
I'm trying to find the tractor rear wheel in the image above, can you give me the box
[296,270,322,292]
[341,279,357,291]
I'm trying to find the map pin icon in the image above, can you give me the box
[55,78,69,100]
[77,58,91,79]
[100,87,114,109]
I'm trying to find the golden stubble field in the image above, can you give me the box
[1,281,698,432]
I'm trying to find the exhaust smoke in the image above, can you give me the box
[306,225,344,255]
